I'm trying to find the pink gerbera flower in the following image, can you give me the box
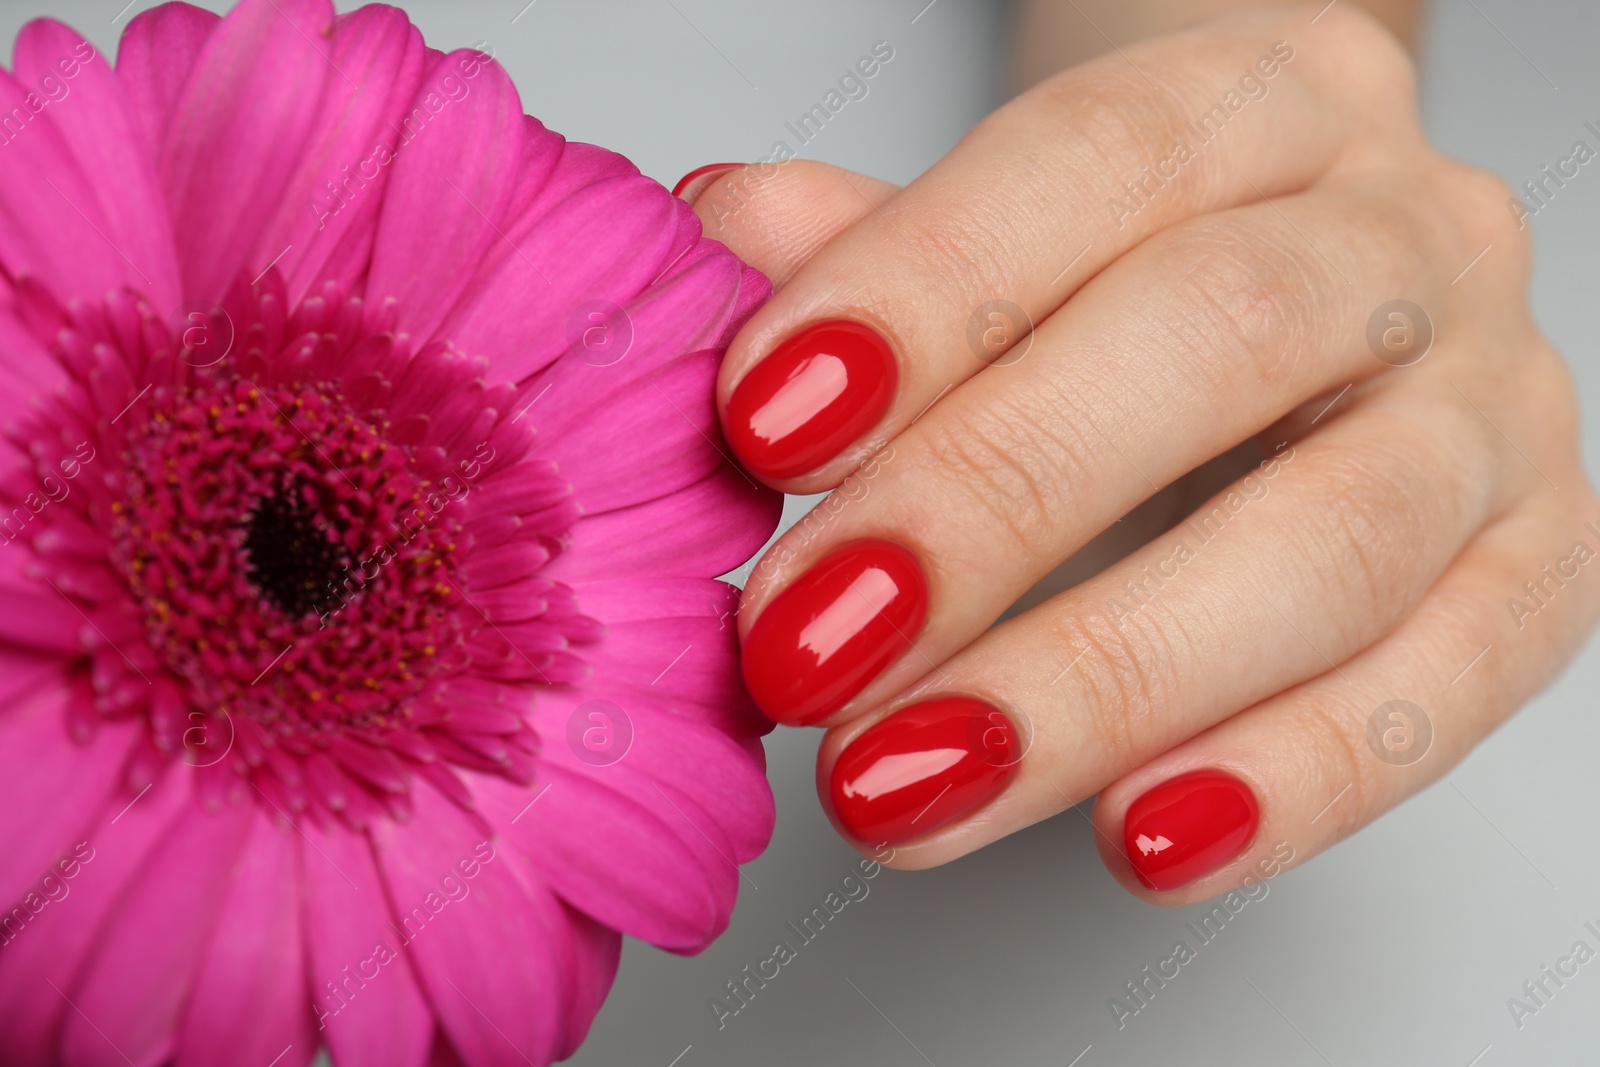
[0,2,781,1065]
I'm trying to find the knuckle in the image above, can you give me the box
[1438,161,1533,279]
[1022,60,1217,221]
[1507,340,1583,479]
[884,194,1012,301]
[1297,431,1450,632]
[1315,4,1418,106]
[1286,695,1377,839]
[1054,608,1182,757]
[1153,216,1320,393]
[914,394,1085,566]
[1030,62,1187,167]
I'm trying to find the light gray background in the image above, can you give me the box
[13,1,1600,1064]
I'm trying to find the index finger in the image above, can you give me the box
[716,7,1416,489]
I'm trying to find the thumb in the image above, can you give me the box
[674,159,898,288]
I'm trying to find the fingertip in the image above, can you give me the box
[739,538,929,726]
[826,695,1021,847]
[690,160,899,287]
[723,317,899,483]
[671,161,744,202]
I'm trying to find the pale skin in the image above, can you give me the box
[682,1,1600,904]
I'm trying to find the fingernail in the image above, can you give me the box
[741,539,927,726]
[830,696,1019,845]
[1124,769,1260,891]
[726,319,897,480]
[671,162,742,201]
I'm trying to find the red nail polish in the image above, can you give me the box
[830,696,1019,845]
[741,539,927,726]
[725,319,897,480]
[670,162,743,200]
[1124,769,1259,891]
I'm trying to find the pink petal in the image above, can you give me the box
[370,780,564,1067]
[158,0,335,301]
[0,686,135,912]
[413,117,563,332]
[0,583,86,653]
[721,261,773,347]
[300,818,434,1067]
[551,905,621,1060]
[516,140,638,226]
[472,764,724,950]
[427,1034,467,1067]
[0,68,138,301]
[531,695,774,864]
[175,808,313,1067]
[365,50,525,345]
[546,462,781,581]
[0,765,192,1065]
[496,116,567,233]
[462,821,618,1060]
[62,798,254,1067]
[255,5,427,305]
[526,251,741,430]
[642,780,744,950]
[569,575,739,623]
[14,20,181,313]
[0,652,64,707]
[115,2,219,154]
[540,350,727,513]
[0,301,62,401]
[443,175,680,383]
[566,578,760,735]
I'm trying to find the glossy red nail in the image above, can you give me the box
[725,319,897,480]
[741,539,927,726]
[670,162,742,200]
[830,696,1019,845]
[1123,769,1260,891]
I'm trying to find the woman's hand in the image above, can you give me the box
[680,5,1600,902]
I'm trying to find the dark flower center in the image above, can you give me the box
[243,486,347,618]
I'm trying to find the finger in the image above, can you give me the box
[739,163,1510,727]
[676,160,898,287]
[811,366,1529,863]
[717,8,1419,487]
[1094,479,1600,902]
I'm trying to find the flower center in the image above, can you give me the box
[110,373,470,733]
[6,278,584,822]
[242,486,348,618]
